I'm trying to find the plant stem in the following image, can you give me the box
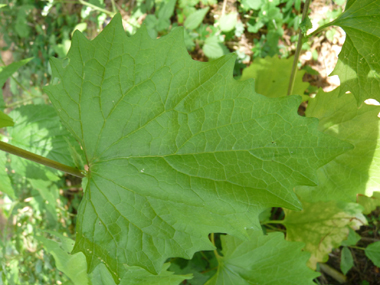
[210,233,221,259]
[221,0,227,17]
[261,220,284,225]
[0,141,85,178]
[319,263,347,284]
[287,0,311,96]
[78,0,115,16]
[348,245,365,251]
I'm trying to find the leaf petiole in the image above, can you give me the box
[0,141,85,178]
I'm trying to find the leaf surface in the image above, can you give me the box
[357,192,380,214]
[205,230,319,285]
[0,111,14,128]
[241,56,309,98]
[327,0,380,104]
[283,199,366,269]
[184,7,209,30]
[365,241,380,267]
[340,246,354,275]
[297,88,380,202]
[45,14,352,279]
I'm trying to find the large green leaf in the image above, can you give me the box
[283,200,366,269]
[241,56,309,98]
[296,87,380,202]
[327,0,380,104]
[205,230,319,285]
[44,14,352,279]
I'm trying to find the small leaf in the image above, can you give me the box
[241,56,309,98]
[0,111,14,128]
[283,199,367,269]
[203,36,229,59]
[219,13,237,32]
[184,7,209,30]
[205,230,319,284]
[341,228,361,247]
[365,241,380,267]
[300,16,312,34]
[340,246,354,275]
[157,0,177,20]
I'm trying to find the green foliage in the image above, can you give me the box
[205,230,319,284]
[340,246,354,275]
[327,0,380,104]
[241,56,309,98]
[283,200,366,269]
[44,14,353,281]
[296,88,380,202]
[1,1,380,284]
[365,241,380,267]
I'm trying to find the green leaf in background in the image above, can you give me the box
[202,36,229,59]
[341,228,361,247]
[241,0,263,10]
[7,105,80,180]
[0,111,14,128]
[0,58,33,108]
[283,199,366,269]
[365,241,380,267]
[340,246,354,275]
[296,88,380,203]
[15,5,32,38]
[300,16,312,34]
[35,234,89,285]
[0,152,14,198]
[357,192,380,214]
[219,12,237,32]
[45,14,352,280]
[205,230,319,285]
[327,0,380,104]
[241,56,309,98]
[0,4,7,8]
[169,252,217,285]
[184,7,209,30]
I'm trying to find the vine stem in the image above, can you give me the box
[210,233,221,259]
[0,141,85,178]
[287,0,311,96]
